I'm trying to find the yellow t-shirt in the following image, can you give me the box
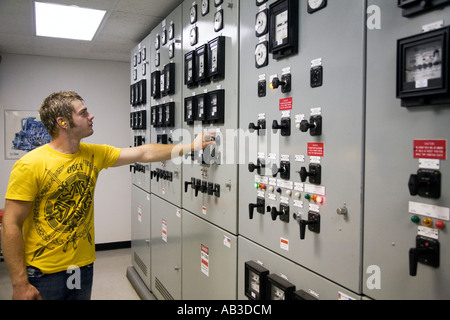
[5,143,121,274]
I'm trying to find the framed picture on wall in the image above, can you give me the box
[4,110,51,160]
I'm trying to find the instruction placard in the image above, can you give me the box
[414,140,447,160]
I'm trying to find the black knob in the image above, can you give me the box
[249,203,263,220]
[272,120,287,130]
[270,207,283,221]
[248,163,261,173]
[249,122,262,131]
[271,77,286,89]
[299,212,320,240]
[300,120,315,133]
[408,174,419,196]
[184,180,193,193]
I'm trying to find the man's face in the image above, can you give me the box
[70,100,95,139]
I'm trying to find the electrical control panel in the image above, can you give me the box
[130,36,152,194]
[238,236,362,300]
[181,0,240,235]
[364,0,450,300]
[128,0,450,301]
[149,6,184,207]
[238,0,366,294]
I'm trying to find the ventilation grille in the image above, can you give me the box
[133,252,147,277]
[155,277,174,300]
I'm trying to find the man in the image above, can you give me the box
[1,91,214,300]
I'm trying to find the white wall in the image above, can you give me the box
[0,53,131,244]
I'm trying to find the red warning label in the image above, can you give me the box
[279,97,293,110]
[308,142,324,157]
[414,140,447,160]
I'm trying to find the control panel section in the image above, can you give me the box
[130,36,151,194]
[149,6,183,207]
[182,0,240,235]
[239,0,366,295]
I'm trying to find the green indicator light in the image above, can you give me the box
[411,216,420,224]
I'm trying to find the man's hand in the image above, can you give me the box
[192,131,216,152]
[12,283,42,300]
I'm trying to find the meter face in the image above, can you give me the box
[275,10,288,46]
[405,40,443,87]
[271,284,286,300]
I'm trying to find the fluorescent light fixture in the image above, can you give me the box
[35,2,106,41]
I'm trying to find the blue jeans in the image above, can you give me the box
[26,264,93,300]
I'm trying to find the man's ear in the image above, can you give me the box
[57,117,68,128]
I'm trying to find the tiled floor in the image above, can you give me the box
[0,248,140,300]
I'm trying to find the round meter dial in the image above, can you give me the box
[308,0,327,13]
[255,9,268,37]
[190,5,197,24]
[202,0,210,16]
[255,41,269,68]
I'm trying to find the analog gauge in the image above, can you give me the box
[161,29,167,45]
[214,9,224,32]
[155,34,160,50]
[397,26,450,107]
[168,22,175,40]
[202,0,210,16]
[190,4,198,24]
[155,52,160,68]
[190,26,198,46]
[168,43,175,59]
[404,40,442,85]
[255,41,269,68]
[215,0,223,7]
[308,0,327,13]
[255,9,269,37]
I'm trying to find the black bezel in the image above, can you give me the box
[267,273,295,300]
[244,261,269,300]
[307,0,327,14]
[208,36,226,81]
[184,96,197,125]
[397,26,450,107]
[163,102,175,127]
[195,44,210,85]
[269,0,299,60]
[255,9,269,37]
[194,94,207,123]
[185,51,198,88]
[206,89,225,124]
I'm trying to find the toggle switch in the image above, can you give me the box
[271,74,291,93]
[272,161,290,180]
[248,159,266,175]
[249,197,265,219]
[272,117,291,136]
[268,205,290,223]
[299,212,320,240]
[249,119,266,136]
[408,169,441,199]
[299,115,322,136]
[409,236,440,277]
[299,164,322,185]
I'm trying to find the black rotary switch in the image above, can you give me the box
[299,212,320,240]
[299,115,322,136]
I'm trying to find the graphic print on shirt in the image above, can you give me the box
[32,154,99,261]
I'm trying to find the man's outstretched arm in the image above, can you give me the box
[112,131,215,167]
